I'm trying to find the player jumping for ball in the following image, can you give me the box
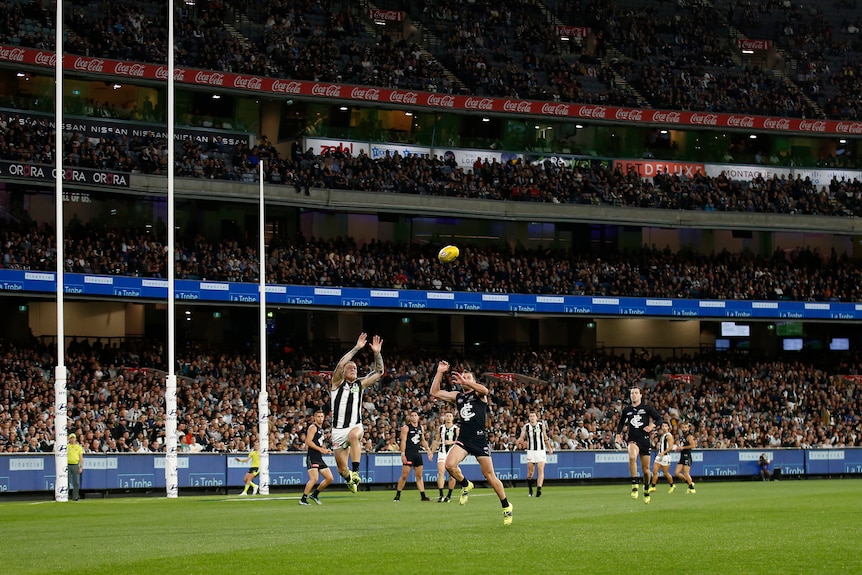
[330,332,384,493]
[430,360,513,526]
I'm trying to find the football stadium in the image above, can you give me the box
[0,1,861,573]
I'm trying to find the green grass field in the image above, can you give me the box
[2,479,859,575]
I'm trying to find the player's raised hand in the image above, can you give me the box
[370,335,383,352]
[354,332,368,350]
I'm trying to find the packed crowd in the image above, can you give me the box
[258,148,862,217]
[1,338,859,456]
[2,222,862,302]
[6,0,862,118]
[5,108,862,216]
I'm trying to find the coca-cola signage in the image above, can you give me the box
[615,109,643,121]
[541,103,570,116]
[33,51,55,66]
[73,57,105,73]
[114,62,146,77]
[689,113,719,126]
[650,111,682,123]
[554,25,591,38]
[233,76,263,90]
[351,87,381,101]
[390,91,418,105]
[726,116,755,128]
[272,80,303,94]
[736,39,772,51]
[465,97,494,111]
[762,118,791,130]
[835,122,862,134]
[1,43,855,135]
[368,8,403,21]
[0,46,25,61]
[798,120,827,132]
[310,83,342,98]
[502,100,532,113]
[577,105,608,119]
[426,94,456,108]
[194,71,225,86]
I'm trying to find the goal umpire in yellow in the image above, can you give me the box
[67,433,84,501]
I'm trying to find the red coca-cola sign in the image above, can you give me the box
[0,46,26,61]
[465,97,494,111]
[73,57,105,72]
[368,8,403,21]
[798,120,827,132]
[34,51,56,66]
[233,76,263,90]
[427,94,456,107]
[502,100,532,113]
[835,122,862,134]
[3,44,857,135]
[541,103,571,116]
[577,105,607,119]
[689,113,719,126]
[762,118,791,130]
[114,62,146,77]
[390,91,418,104]
[726,115,755,128]
[651,111,682,123]
[736,39,772,51]
[553,25,591,38]
[311,83,342,97]
[351,87,381,101]
[615,109,643,121]
[272,80,303,94]
[194,71,225,86]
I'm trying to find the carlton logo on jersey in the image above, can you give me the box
[630,414,645,429]
[460,403,476,421]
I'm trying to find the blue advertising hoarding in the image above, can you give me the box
[0,449,855,494]
[1,269,859,320]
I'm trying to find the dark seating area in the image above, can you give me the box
[4,1,862,117]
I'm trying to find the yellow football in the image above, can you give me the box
[438,245,460,263]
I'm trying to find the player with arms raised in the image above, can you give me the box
[615,386,663,504]
[430,360,513,525]
[330,332,384,493]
